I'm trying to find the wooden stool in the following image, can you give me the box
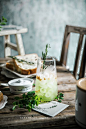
[0,27,28,57]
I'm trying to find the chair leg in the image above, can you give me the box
[4,35,11,58]
[15,34,25,55]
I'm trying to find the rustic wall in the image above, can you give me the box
[0,0,86,69]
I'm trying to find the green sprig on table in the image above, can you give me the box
[12,91,41,112]
[12,91,64,112]
[0,16,7,31]
[42,44,51,69]
[55,92,64,102]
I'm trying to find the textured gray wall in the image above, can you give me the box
[0,0,86,70]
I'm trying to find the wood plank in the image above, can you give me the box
[0,115,81,129]
[62,33,70,66]
[4,35,11,58]
[67,25,86,34]
[73,34,84,79]
[15,34,25,55]
[5,42,17,51]
[0,87,76,115]
[58,84,76,92]
[60,25,70,66]
[0,58,11,64]
[57,72,76,84]
[0,28,28,36]
[79,38,86,79]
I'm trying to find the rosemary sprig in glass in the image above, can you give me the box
[42,44,51,69]
[8,56,34,65]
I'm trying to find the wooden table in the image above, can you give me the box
[0,59,81,129]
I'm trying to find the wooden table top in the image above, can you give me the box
[0,59,81,129]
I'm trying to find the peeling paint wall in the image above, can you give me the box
[0,0,86,69]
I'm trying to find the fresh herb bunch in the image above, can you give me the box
[8,56,34,65]
[55,92,64,102]
[12,91,41,112]
[42,44,51,69]
[12,91,64,112]
[0,16,7,31]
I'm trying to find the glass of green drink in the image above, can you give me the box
[35,57,58,101]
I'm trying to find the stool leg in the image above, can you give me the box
[15,34,25,55]
[4,35,11,58]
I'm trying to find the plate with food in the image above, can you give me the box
[0,91,8,109]
[1,54,38,78]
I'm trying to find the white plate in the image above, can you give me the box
[1,69,18,78]
[0,95,8,109]
[33,101,69,117]
[0,64,36,78]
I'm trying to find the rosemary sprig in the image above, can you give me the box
[8,56,34,65]
[42,44,51,69]
[12,91,41,112]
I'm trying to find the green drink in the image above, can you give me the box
[35,58,58,101]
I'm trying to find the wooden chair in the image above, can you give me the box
[56,25,86,79]
[0,25,28,58]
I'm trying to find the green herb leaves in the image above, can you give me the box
[12,91,41,112]
[8,56,34,65]
[42,44,51,69]
[42,44,51,60]
[55,92,64,103]
[0,16,7,31]
[12,91,64,112]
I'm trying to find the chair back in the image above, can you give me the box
[60,25,86,79]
